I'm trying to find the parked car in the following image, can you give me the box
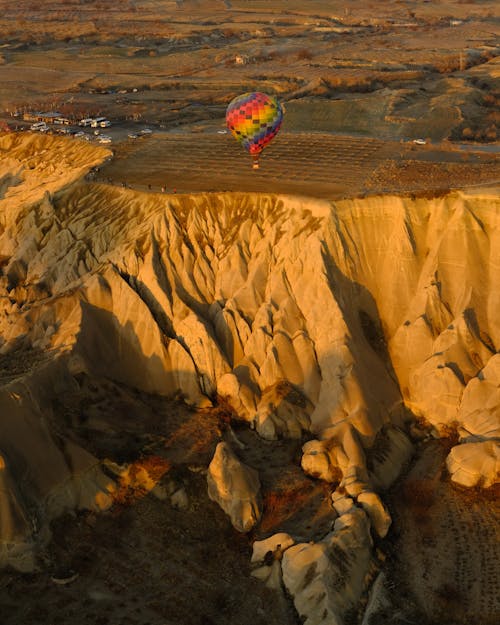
[413,138,426,145]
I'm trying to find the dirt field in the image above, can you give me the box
[0,373,326,625]
[1,0,497,198]
[0,0,498,146]
[97,131,500,198]
[386,441,500,625]
[0,481,298,625]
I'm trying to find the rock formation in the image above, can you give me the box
[0,133,498,625]
[207,441,262,532]
[357,490,391,538]
[282,505,374,625]
[251,532,295,589]
[446,440,499,488]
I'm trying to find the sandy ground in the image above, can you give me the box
[0,378,302,625]
[385,441,500,625]
[0,482,296,625]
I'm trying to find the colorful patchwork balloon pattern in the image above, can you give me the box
[226,92,283,167]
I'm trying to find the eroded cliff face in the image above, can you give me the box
[0,135,498,621]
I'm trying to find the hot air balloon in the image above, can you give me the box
[226,92,283,169]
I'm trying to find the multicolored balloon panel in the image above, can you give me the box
[226,92,283,156]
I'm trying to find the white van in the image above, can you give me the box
[91,117,107,128]
[30,122,48,131]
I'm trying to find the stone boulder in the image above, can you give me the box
[282,506,373,625]
[331,490,355,516]
[207,442,262,532]
[301,439,340,482]
[301,423,368,495]
[446,441,500,488]
[357,490,392,538]
[250,532,295,590]
[457,354,500,441]
[254,381,311,440]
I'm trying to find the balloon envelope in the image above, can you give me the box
[226,92,283,156]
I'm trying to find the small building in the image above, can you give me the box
[23,111,62,123]
[24,111,42,122]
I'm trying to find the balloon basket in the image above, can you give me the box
[252,162,259,170]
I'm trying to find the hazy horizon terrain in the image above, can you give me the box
[0,2,498,625]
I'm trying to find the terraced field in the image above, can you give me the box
[99,131,499,199]
[99,131,393,198]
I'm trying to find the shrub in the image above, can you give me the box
[435,582,462,606]
[485,126,497,141]
[296,48,312,60]
[400,478,436,525]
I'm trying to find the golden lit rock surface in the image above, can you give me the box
[207,442,262,532]
[0,135,498,625]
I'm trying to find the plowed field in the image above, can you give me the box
[99,131,500,198]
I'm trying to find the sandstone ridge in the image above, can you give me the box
[0,136,499,581]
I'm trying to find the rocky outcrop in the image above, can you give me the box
[456,353,500,442]
[367,426,414,491]
[357,491,391,538]
[302,423,369,494]
[446,441,500,488]
[251,532,295,589]
[249,495,388,625]
[207,442,262,532]
[0,360,116,569]
[0,135,499,568]
[282,506,373,625]
[445,353,500,487]
[254,381,312,440]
